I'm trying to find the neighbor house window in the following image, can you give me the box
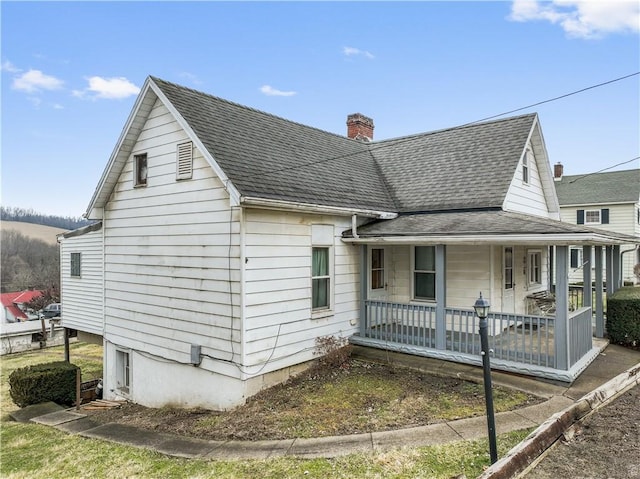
[528,250,542,286]
[522,151,530,184]
[134,153,148,187]
[70,252,81,277]
[116,349,130,393]
[312,247,330,310]
[577,208,609,225]
[414,246,436,301]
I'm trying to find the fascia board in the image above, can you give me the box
[149,80,242,206]
[241,196,398,219]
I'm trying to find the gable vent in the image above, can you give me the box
[176,141,193,180]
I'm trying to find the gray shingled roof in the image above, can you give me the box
[555,169,640,206]
[152,77,396,212]
[345,210,637,242]
[152,77,536,214]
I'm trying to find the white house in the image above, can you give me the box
[554,165,640,286]
[60,76,637,410]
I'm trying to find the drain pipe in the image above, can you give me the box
[352,214,359,239]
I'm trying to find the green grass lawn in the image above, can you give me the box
[1,343,532,479]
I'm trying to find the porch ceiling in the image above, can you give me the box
[343,209,640,246]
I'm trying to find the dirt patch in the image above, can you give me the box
[524,384,640,478]
[84,360,541,441]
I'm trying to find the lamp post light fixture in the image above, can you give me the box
[474,292,498,464]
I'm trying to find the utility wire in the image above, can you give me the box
[462,71,640,126]
[237,72,640,182]
[568,157,640,183]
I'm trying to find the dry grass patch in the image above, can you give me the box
[87,359,541,440]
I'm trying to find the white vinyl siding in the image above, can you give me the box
[503,140,555,218]
[59,227,104,336]
[104,99,241,376]
[243,209,359,375]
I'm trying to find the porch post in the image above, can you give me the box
[548,246,555,293]
[360,244,367,337]
[594,246,604,338]
[555,245,569,370]
[435,244,447,350]
[613,245,621,291]
[606,246,614,296]
[582,246,592,309]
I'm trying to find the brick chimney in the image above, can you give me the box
[346,113,374,142]
[554,162,563,181]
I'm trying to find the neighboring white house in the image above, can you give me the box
[554,165,640,285]
[60,76,636,411]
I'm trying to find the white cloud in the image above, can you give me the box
[75,76,140,99]
[1,60,21,73]
[259,85,297,97]
[12,69,64,93]
[179,72,203,85]
[343,46,375,59]
[509,0,640,38]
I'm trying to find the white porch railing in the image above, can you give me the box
[363,300,556,369]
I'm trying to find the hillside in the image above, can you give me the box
[0,221,68,245]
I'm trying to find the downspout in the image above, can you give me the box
[352,214,359,239]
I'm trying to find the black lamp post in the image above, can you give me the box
[474,292,498,464]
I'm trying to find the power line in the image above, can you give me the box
[568,157,640,184]
[463,71,640,126]
[238,71,640,181]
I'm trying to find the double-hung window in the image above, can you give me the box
[528,250,542,286]
[414,246,436,301]
[70,252,81,278]
[312,247,330,310]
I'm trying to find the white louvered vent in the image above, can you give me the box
[176,141,193,180]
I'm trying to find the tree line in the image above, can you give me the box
[1,206,91,230]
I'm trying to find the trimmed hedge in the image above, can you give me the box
[9,361,79,408]
[607,287,640,347]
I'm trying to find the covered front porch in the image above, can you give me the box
[343,211,631,383]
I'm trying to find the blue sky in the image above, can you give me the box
[2,1,639,217]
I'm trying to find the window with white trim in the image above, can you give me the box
[527,250,542,286]
[116,349,130,394]
[522,150,530,184]
[504,247,514,290]
[413,246,436,301]
[570,248,583,269]
[70,252,81,278]
[312,247,330,310]
[134,153,148,187]
[585,209,601,224]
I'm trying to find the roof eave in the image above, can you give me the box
[241,196,398,219]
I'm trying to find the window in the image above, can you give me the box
[134,153,148,187]
[70,252,81,277]
[528,250,542,286]
[570,248,582,269]
[312,247,330,310]
[522,150,530,184]
[176,142,193,180]
[577,208,609,225]
[371,248,385,290]
[116,350,130,393]
[504,247,514,290]
[414,246,436,300]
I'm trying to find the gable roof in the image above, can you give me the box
[1,291,42,320]
[87,76,540,218]
[555,169,640,206]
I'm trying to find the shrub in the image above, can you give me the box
[9,361,79,408]
[313,335,353,370]
[607,287,640,348]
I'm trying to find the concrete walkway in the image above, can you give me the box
[10,342,640,460]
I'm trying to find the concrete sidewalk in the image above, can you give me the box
[10,342,640,460]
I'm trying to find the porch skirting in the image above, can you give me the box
[349,335,606,383]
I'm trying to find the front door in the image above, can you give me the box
[369,247,388,301]
[503,246,515,313]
